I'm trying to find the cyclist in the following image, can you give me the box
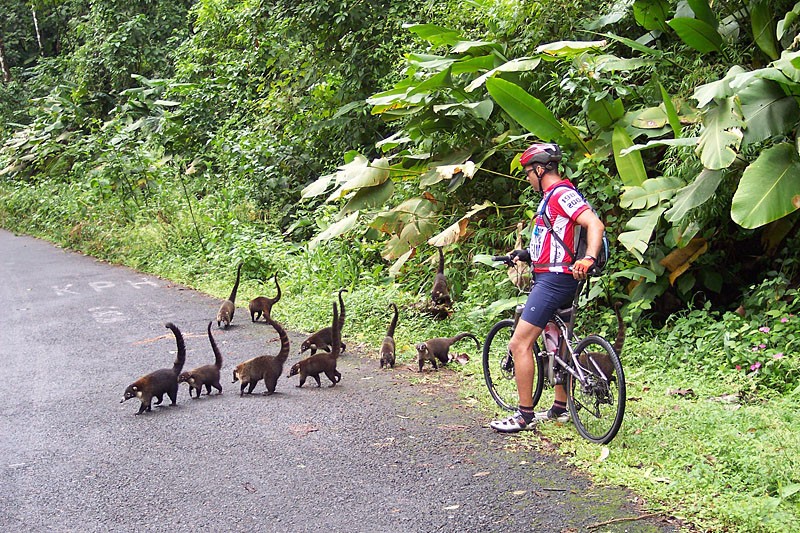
[490,142,606,433]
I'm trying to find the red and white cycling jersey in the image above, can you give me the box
[529,179,589,274]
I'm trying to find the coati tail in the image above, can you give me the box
[273,274,282,303]
[207,321,223,369]
[268,318,291,364]
[337,288,347,334]
[437,246,445,274]
[165,322,186,375]
[613,301,626,356]
[386,303,399,338]
[228,262,243,303]
[452,331,480,350]
[330,302,341,358]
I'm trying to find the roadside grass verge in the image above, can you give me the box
[2,180,799,532]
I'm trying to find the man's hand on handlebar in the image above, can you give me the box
[572,256,596,280]
[492,249,531,267]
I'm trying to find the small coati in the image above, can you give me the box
[121,322,186,415]
[289,302,342,387]
[216,262,243,329]
[379,303,399,369]
[431,246,452,307]
[178,321,223,398]
[415,332,479,372]
[231,317,291,396]
[578,301,626,381]
[299,288,347,356]
[248,273,281,322]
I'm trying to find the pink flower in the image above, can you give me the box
[750,362,762,371]
[752,346,760,351]
[759,326,770,333]
[781,317,789,323]
[773,353,784,360]
[735,365,742,370]
[759,344,767,349]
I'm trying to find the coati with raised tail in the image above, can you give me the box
[415,332,479,372]
[431,246,452,307]
[299,288,347,356]
[178,321,223,398]
[380,303,399,369]
[121,322,186,415]
[249,273,281,322]
[231,317,291,396]
[578,301,626,380]
[216,262,243,329]
[288,302,342,387]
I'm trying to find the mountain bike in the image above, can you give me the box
[482,256,625,444]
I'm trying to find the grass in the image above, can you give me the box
[2,178,799,532]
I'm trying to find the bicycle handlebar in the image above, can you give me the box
[491,255,514,266]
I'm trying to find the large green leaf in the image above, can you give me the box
[665,168,723,222]
[342,179,395,215]
[326,157,391,201]
[633,0,671,32]
[732,143,800,228]
[535,40,608,57]
[658,82,682,138]
[668,18,723,53]
[750,1,779,60]
[777,3,800,39]
[618,206,667,260]
[465,57,541,92]
[692,65,747,107]
[587,97,625,129]
[738,78,800,145]
[620,177,683,209]
[308,211,360,250]
[687,0,718,28]
[485,78,562,140]
[697,97,744,170]
[403,24,462,47]
[612,126,647,186]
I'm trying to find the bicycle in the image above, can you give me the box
[482,255,626,444]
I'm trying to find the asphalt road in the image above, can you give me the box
[0,229,677,532]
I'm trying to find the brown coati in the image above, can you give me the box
[248,273,282,323]
[216,262,243,329]
[431,246,452,307]
[415,332,479,372]
[288,302,342,387]
[178,321,223,398]
[121,322,186,415]
[380,303,399,369]
[231,317,291,396]
[299,288,347,356]
[578,301,626,381]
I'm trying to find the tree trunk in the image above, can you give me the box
[0,33,12,83]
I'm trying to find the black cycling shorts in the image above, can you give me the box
[520,272,578,328]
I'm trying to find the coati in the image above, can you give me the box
[178,321,223,398]
[289,302,342,387]
[578,301,626,381]
[415,332,479,372]
[431,246,452,307]
[299,288,347,356]
[380,303,399,369]
[121,322,186,415]
[216,262,243,329]
[248,273,281,322]
[508,221,532,291]
[231,317,291,396]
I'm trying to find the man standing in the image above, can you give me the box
[490,143,605,433]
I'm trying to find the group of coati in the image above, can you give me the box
[122,249,478,415]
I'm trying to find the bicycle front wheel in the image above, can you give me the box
[567,334,626,444]
[482,319,545,411]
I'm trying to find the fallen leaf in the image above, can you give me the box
[243,482,257,493]
[397,415,411,419]
[473,471,491,477]
[443,505,460,510]
[667,388,696,398]
[512,490,527,496]
[597,446,610,463]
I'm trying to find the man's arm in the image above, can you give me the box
[572,209,605,279]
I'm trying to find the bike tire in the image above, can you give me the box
[566,334,625,444]
[482,319,545,412]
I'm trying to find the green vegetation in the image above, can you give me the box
[2,1,800,531]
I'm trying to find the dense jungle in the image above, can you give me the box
[1,1,799,530]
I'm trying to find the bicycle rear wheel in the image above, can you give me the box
[482,319,545,411]
[567,334,626,444]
